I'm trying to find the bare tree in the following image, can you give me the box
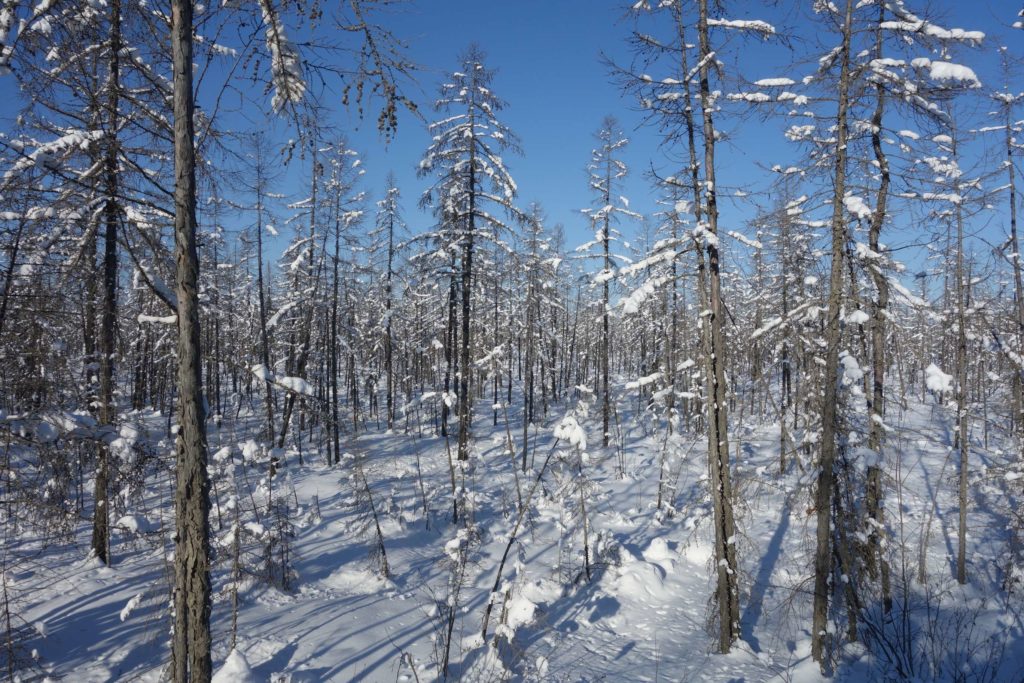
[169,0,212,677]
[812,0,854,666]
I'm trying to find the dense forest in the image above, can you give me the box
[0,0,1022,680]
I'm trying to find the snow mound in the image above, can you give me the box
[609,551,669,601]
[322,566,394,595]
[925,363,953,393]
[504,594,537,630]
[641,537,678,574]
[682,540,713,566]
[116,514,156,534]
[212,649,255,683]
[519,577,562,605]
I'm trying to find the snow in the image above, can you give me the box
[276,376,315,397]
[259,0,306,111]
[554,414,587,451]
[843,194,873,220]
[839,351,864,385]
[845,309,869,325]
[321,566,395,595]
[911,58,982,88]
[754,77,795,87]
[250,364,273,382]
[925,363,954,393]
[212,649,256,683]
[625,372,661,390]
[728,230,763,249]
[137,314,177,325]
[8,388,1024,682]
[707,18,776,35]
[728,91,772,103]
[880,19,984,45]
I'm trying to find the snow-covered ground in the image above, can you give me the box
[10,388,1024,681]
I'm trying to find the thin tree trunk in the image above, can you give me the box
[953,130,969,585]
[864,6,892,612]
[456,87,478,462]
[384,201,395,430]
[170,0,212,674]
[697,0,738,652]
[812,0,853,666]
[91,0,121,563]
[1004,93,1023,439]
[254,142,275,446]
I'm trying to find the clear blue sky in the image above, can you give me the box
[330,0,673,249]
[1,0,1021,276]
[307,0,1023,271]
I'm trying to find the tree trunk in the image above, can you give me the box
[91,0,122,565]
[384,202,395,430]
[812,0,853,667]
[953,130,969,585]
[864,5,892,612]
[170,0,212,675]
[696,0,738,652]
[254,141,275,446]
[1004,94,1023,440]
[456,91,477,462]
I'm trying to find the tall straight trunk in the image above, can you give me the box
[953,130,969,585]
[211,239,222,420]
[254,144,275,445]
[812,0,854,666]
[864,6,892,612]
[349,297,359,434]
[442,261,456,437]
[84,223,98,406]
[492,272,499,427]
[277,147,320,450]
[456,96,477,462]
[0,216,26,344]
[601,174,611,450]
[1004,98,1023,437]
[672,0,704,436]
[384,205,395,430]
[330,196,341,464]
[697,0,738,652]
[522,265,536,472]
[171,0,212,676]
[91,0,121,565]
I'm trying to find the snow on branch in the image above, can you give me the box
[250,364,316,397]
[880,17,984,45]
[726,231,762,249]
[707,18,775,37]
[259,0,305,112]
[910,58,981,88]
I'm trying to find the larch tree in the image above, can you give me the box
[581,116,637,450]
[418,45,522,463]
[371,172,405,431]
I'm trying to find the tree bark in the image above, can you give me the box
[812,0,853,667]
[171,0,212,676]
[456,77,478,462]
[696,0,739,652]
[864,4,892,612]
[953,129,969,585]
[91,0,122,565]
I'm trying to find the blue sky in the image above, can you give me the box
[303,0,1023,274]
[326,0,672,248]
[2,0,1021,280]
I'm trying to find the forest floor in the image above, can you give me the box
[9,386,1024,682]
